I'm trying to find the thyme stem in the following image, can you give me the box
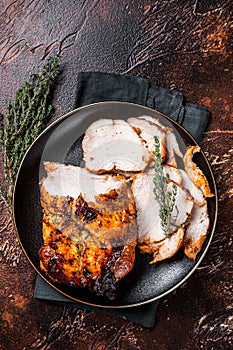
[0,55,61,210]
[153,136,178,236]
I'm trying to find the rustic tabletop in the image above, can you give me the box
[0,1,232,349]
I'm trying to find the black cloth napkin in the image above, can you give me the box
[34,72,210,328]
[35,275,158,328]
[74,72,210,143]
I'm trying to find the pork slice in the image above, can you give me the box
[82,119,151,173]
[138,115,165,128]
[132,173,194,246]
[165,129,183,167]
[142,226,185,263]
[42,161,123,203]
[183,145,214,198]
[180,169,205,206]
[127,117,167,162]
[137,116,183,167]
[184,202,210,259]
[179,168,210,259]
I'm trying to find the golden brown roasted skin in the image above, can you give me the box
[39,180,137,299]
[183,145,214,198]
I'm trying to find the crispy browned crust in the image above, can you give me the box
[39,178,137,299]
[184,235,208,260]
[184,146,214,198]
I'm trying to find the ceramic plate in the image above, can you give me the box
[13,102,217,308]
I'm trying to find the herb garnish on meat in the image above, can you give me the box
[153,136,178,236]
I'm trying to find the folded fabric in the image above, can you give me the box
[35,275,158,328]
[74,72,210,143]
[34,71,211,328]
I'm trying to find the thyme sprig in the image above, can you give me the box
[153,136,178,236]
[0,55,61,209]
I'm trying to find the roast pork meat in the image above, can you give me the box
[127,117,167,162]
[82,119,151,174]
[132,172,194,261]
[180,169,210,259]
[39,162,137,298]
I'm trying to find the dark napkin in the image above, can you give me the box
[34,71,210,328]
[74,72,210,143]
[35,275,158,328]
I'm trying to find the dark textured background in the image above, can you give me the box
[0,1,232,349]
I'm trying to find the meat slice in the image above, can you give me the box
[39,162,137,299]
[138,115,165,128]
[183,145,214,198]
[180,168,210,259]
[181,146,213,259]
[127,117,167,162]
[82,119,151,174]
[180,169,205,206]
[132,172,194,259]
[136,116,183,168]
[165,129,184,167]
[184,202,210,259]
[140,226,185,263]
[42,162,124,205]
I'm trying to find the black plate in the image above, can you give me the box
[13,102,217,308]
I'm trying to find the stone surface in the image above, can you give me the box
[0,1,232,349]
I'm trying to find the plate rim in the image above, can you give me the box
[12,101,218,308]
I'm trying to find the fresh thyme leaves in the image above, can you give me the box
[0,55,61,209]
[153,136,167,208]
[160,183,178,236]
[153,136,178,236]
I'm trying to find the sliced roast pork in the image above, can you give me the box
[136,115,183,167]
[165,129,184,167]
[180,169,205,206]
[138,115,165,128]
[132,172,194,261]
[180,169,210,259]
[183,145,214,198]
[184,203,210,259]
[39,162,137,298]
[127,117,167,162]
[82,119,151,174]
[140,226,185,264]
